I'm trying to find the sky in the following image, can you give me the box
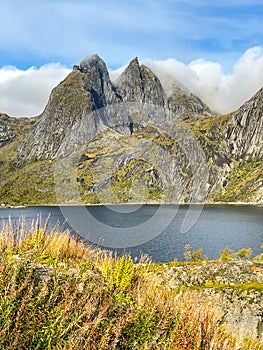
[0,0,263,116]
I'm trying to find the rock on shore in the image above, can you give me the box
[150,260,263,339]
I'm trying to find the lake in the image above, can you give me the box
[0,204,262,262]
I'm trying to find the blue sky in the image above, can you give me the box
[1,0,263,71]
[0,0,263,116]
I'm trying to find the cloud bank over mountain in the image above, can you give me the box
[0,47,263,117]
[143,47,263,114]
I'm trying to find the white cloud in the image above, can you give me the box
[142,46,263,113]
[1,47,263,117]
[0,64,70,117]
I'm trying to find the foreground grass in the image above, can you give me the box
[0,223,262,349]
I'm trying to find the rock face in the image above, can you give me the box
[167,86,210,118]
[79,54,120,108]
[226,87,263,160]
[18,54,211,160]
[204,88,263,203]
[115,57,165,106]
[0,114,15,147]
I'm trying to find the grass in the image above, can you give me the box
[203,281,263,292]
[0,159,57,205]
[0,222,262,349]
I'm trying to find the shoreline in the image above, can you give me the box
[1,201,262,209]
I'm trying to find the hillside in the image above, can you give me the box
[0,54,262,206]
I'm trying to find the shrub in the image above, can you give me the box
[219,247,234,261]
[184,244,203,262]
[235,248,252,260]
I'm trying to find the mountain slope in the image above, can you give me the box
[18,55,121,160]
[226,86,263,161]
[0,113,36,148]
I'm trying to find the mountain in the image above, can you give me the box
[0,54,262,205]
[18,54,211,161]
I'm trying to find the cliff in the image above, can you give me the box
[226,86,263,161]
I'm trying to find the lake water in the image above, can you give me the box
[0,204,262,262]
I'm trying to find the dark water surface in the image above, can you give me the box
[0,204,262,262]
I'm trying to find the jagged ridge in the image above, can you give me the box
[18,54,212,161]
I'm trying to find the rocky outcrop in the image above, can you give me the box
[226,87,263,160]
[153,260,263,288]
[198,288,263,340]
[150,260,263,339]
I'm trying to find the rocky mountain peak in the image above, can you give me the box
[1,53,262,205]
[127,57,140,69]
[115,57,165,106]
[79,53,110,86]
[115,57,144,102]
[79,53,105,72]
[78,53,117,107]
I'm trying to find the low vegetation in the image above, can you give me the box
[0,222,262,349]
[209,158,263,202]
